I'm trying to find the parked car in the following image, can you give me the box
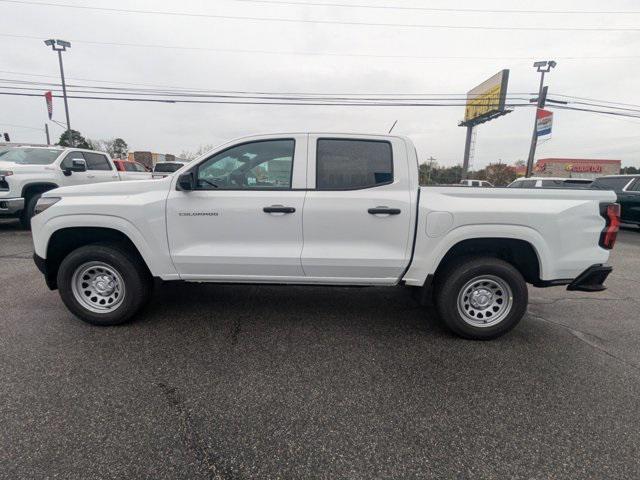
[590,175,640,227]
[459,179,493,187]
[113,159,152,181]
[507,177,593,189]
[31,133,619,340]
[0,146,123,228]
[152,161,186,179]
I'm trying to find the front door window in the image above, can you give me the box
[196,139,295,190]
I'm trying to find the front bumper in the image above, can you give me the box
[567,264,612,292]
[33,253,56,290]
[0,197,25,216]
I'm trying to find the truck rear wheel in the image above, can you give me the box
[435,256,528,340]
[57,243,152,326]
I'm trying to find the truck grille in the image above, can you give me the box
[0,179,8,191]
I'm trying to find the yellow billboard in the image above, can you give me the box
[464,70,509,124]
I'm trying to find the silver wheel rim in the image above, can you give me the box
[71,261,126,314]
[457,275,513,328]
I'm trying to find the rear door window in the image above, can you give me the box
[316,139,393,190]
[541,180,564,188]
[83,152,112,171]
[519,180,537,188]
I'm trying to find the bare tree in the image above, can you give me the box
[180,144,215,161]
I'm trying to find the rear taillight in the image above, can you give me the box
[599,203,620,250]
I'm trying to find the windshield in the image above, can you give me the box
[154,162,183,173]
[1,148,61,165]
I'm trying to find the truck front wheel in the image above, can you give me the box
[19,193,41,230]
[57,243,152,326]
[435,257,528,340]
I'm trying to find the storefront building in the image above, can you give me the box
[533,158,621,179]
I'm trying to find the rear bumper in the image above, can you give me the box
[567,264,612,292]
[0,197,24,216]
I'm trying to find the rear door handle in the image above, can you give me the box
[263,205,296,214]
[368,206,401,215]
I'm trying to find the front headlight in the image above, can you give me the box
[34,196,61,215]
[0,170,13,180]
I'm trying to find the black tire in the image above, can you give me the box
[435,256,528,340]
[19,193,41,230]
[57,242,152,326]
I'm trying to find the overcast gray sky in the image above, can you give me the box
[2,0,640,168]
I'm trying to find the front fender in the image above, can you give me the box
[32,213,179,280]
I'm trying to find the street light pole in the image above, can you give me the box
[525,60,556,178]
[44,39,72,146]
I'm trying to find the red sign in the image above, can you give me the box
[565,163,602,173]
[536,108,553,136]
[44,91,53,120]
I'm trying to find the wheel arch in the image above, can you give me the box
[21,182,59,199]
[415,236,543,307]
[433,237,542,285]
[43,226,152,290]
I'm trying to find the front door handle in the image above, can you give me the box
[368,206,401,215]
[263,205,296,214]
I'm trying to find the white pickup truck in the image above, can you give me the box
[0,146,123,228]
[31,133,620,339]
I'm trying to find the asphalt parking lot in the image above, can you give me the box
[1,219,640,480]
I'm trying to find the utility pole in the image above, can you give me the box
[44,123,50,145]
[426,156,436,184]
[44,39,72,146]
[461,126,473,179]
[525,60,556,177]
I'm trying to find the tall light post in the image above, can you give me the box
[44,39,72,146]
[525,60,556,177]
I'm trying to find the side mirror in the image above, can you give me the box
[63,158,87,175]
[177,172,195,191]
[71,158,87,172]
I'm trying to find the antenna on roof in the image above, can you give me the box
[388,120,398,134]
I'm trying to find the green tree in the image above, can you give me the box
[110,138,128,158]
[621,166,639,174]
[58,129,90,148]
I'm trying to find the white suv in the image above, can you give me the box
[508,177,593,189]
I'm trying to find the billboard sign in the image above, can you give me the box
[536,108,553,137]
[463,69,509,124]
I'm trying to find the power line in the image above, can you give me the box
[231,0,640,15]
[4,73,640,114]
[549,104,640,118]
[0,79,535,103]
[1,1,639,31]
[2,34,638,62]
[550,93,640,109]
[0,90,535,107]
[0,74,537,98]
[4,85,640,121]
